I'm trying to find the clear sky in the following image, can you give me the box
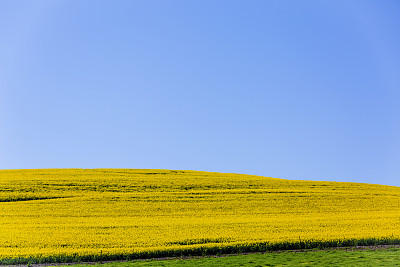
[1,0,399,186]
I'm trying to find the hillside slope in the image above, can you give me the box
[1,169,399,262]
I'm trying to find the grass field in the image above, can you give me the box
[58,246,400,266]
[1,169,400,265]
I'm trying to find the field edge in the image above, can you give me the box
[2,237,400,266]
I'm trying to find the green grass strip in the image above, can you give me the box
[2,237,400,265]
[63,246,400,267]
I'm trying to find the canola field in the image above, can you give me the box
[1,169,400,263]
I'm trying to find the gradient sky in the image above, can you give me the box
[1,0,399,186]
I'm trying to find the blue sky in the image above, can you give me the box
[1,0,399,186]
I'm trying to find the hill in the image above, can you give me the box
[1,169,399,264]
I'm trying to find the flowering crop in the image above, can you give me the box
[0,169,399,262]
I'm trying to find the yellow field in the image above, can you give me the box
[1,169,400,261]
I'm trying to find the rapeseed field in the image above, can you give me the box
[1,169,400,264]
